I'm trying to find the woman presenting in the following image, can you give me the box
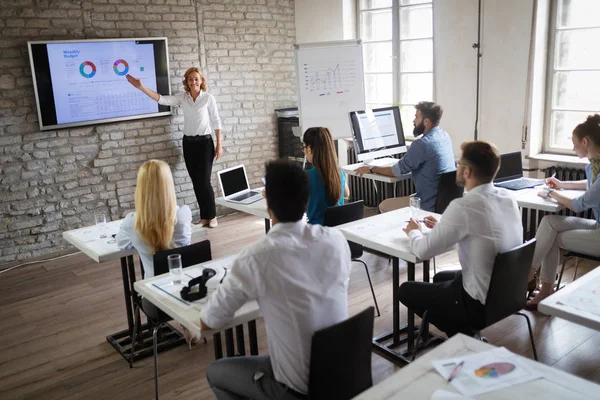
[126,67,222,228]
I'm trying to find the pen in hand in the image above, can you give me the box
[447,361,464,383]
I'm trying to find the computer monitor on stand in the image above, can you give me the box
[349,106,407,166]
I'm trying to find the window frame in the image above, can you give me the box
[357,0,434,139]
[542,0,600,155]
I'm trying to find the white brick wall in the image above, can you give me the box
[0,0,296,263]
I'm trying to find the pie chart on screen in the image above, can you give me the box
[113,59,129,76]
[79,61,96,78]
[474,362,516,378]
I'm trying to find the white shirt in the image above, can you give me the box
[408,183,522,304]
[116,206,192,278]
[200,221,352,394]
[158,91,222,137]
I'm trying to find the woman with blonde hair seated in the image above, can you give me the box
[302,127,350,225]
[526,114,600,310]
[117,159,192,278]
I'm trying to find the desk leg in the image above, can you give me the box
[372,259,443,364]
[522,208,528,240]
[225,329,235,357]
[248,320,259,355]
[264,218,271,233]
[120,256,134,333]
[213,333,223,359]
[235,325,246,356]
[406,261,415,352]
[106,256,184,363]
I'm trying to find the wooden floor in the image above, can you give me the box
[1,212,599,399]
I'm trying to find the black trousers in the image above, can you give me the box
[398,270,486,338]
[183,135,216,220]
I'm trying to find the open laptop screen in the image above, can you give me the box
[495,152,523,183]
[220,166,248,196]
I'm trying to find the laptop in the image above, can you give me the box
[217,164,263,204]
[494,152,543,190]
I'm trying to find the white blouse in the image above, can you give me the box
[116,206,192,278]
[158,91,222,137]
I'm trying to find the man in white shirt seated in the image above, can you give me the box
[200,160,352,400]
[400,141,523,337]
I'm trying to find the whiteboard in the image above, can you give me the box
[295,41,366,139]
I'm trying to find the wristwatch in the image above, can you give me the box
[369,166,374,174]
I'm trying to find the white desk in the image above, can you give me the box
[354,333,600,399]
[512,187,585,240]
[62,219,207,362]
[539,266,600,331]
[513,187,584,213]
[134,256,262,358]
[337,206,442,364]
[215,196,271,232]
[342,158,412,184]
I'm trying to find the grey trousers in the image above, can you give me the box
[206,356,306,400]
[532,215,600,284]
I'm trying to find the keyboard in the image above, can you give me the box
[231,191,260,201]
[495,178,543,190]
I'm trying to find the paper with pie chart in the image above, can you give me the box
[558,279,600,317]
[46,41,159,124]
[432,347,542,396]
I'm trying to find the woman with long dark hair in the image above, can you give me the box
[302,127,349,225]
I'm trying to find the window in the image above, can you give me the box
[544,0,600,153]
[358,0,433,137]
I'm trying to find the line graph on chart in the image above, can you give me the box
[303,60,358,93]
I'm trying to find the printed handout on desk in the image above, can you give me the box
[344,221,398,238]
[558,279,600,317]
[430,389,474,400]
[432,347,542,397]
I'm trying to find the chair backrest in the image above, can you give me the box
[323,200,364,259]
[484,239,536,326]
[435,170,464,214]
[153,240,212,276]
[308,307,374,399]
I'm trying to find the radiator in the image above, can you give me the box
[545,167,593,219]
[523,166,592,239]
[346,145,415,207]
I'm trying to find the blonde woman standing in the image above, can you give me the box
[126,67,222,228]
[117,159,192,278]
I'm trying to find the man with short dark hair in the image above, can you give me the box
[201,160,351,400]
[398,141,522,337]
[355,101,455,212]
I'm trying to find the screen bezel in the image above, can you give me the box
[494,151,524,183]
[349,106,407,161]
[27,37,173,131]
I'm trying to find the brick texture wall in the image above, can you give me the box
[0,0,296,264]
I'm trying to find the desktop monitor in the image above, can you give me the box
[349,106,407,163]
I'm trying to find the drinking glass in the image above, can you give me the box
[95,213,107,238]
[168,254,183,285]
[409,197,421,220]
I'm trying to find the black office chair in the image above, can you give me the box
[431,170,464,275]
[434,170,463,215]
[307,307,374,399]
[324,201,380,317]
[412,239,538,361]
[556,251,600,290]
[130,240,212,400]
